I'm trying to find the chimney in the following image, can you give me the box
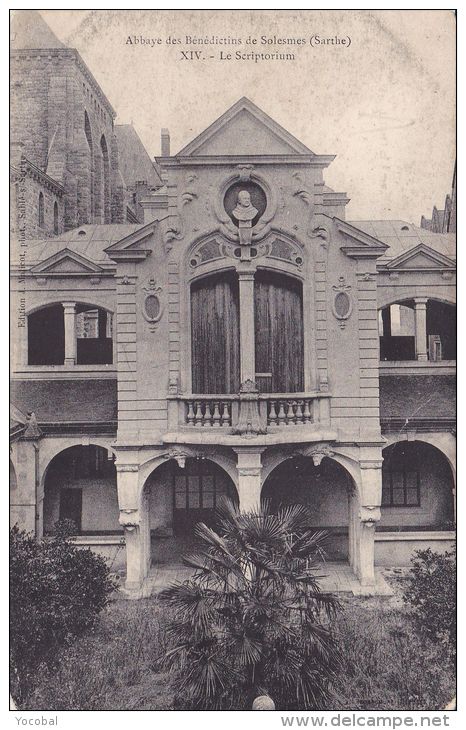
[161,128,170,156]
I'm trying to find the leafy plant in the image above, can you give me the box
[10,522,118,704]
[160,499,341,710]
[402,546,456,658]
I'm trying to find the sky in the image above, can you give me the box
[39,9,456,224]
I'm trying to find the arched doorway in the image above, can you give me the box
[43,444,120,535]
[380,441,454,530]
[262,455,354,561]
[144,457,238,566]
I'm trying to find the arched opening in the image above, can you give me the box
[379,441,454,530]
[43,445,119,536]
[426,301,456,360]
[84,111,94,220]
[379,300,415,360]
[53,201,59,235]
[100,134,110,224]
[191,271,240,393]
[144,457,238,566]
[379,299,456,361]
[27,303,113,366]
[254,270,304,392]
[38,192,44,228]
[76,304,113,364]
[28,304,65,365]
[262,455,354,561]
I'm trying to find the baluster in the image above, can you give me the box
[187,400,195,426]
[268,400,277,426]
[224,401,232,426]
[303,399,312,423]
[203,401,212,426]
[295,400,304,424]
[194,400,203,426]
[212,401,221,426]
[277,400,286,425]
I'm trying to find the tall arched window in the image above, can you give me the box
[38,192,44,228]
[84,111,94,220]
[254,270,304,392]
[53,201,59,235]
[100,134,110,224]
[191,271,240,393]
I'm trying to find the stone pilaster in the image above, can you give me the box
[62,302,76,365]
[234,447,265,511]
[116,463,150,591]
[414,297,428,361]
[350,457,382,587]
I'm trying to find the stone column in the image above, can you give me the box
[234,447,264,512]
[351,458,383,588]
[414,298,428,361]
[62,302,77,366]
[237,266,256,383]
[116,463,149,592]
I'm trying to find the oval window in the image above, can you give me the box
[144,294,160,321]
[334,291,351,318]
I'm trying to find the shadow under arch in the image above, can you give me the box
[261,454,356,562]
[42,442,119,536]
[142,456,239,568]
[380,440,455,529]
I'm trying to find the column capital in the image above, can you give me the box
[413,297,428,306]
[62,301,76,310]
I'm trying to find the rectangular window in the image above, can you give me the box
[382,469,420,507]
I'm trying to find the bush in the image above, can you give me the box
[10,522,118,704]
[328,600,455,710]
[402,547,456,657]
[160,499,341,710]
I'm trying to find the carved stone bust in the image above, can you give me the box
[232,190,258,222]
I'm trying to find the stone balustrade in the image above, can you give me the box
[167,391,331,433]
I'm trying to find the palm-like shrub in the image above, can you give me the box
[160,499,341,710]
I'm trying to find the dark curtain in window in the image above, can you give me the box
[191,271,240,394]
[254,270,304,393]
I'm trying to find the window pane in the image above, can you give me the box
[188,476,200,509]
[175,492,186,509]
[203,491,214,508]
[392,488,405,505]
[382,488,391,506]
[391,471,403,490]
[406,488,419,506]
[405,472,418,490]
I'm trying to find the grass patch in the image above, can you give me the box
[19,589,455,711]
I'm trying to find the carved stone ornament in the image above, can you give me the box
[181,173,199,205]
[307,445,335,466]
[232,380,267,438]
[142,276,163,332]
[23,411,42,440]
[359,505,381,525]
[168,448,190,469]
[119,508,140,528]
[291,171,313,206]
[308,224,330,248]
[332,276,353,329]
[161,216,184,252]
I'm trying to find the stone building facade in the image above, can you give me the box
[10,11,161,239]
[10,96,456,596]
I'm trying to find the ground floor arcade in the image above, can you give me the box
[10,433,456,596]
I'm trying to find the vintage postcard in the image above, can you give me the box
[9,7,456,721]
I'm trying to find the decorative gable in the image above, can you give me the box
[29,249,106,282]
[176,97,314,157]
[104,220,157,261]
[336,218,388,260]
[384,244,456,272]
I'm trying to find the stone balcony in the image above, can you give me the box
[166,380,333,444]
